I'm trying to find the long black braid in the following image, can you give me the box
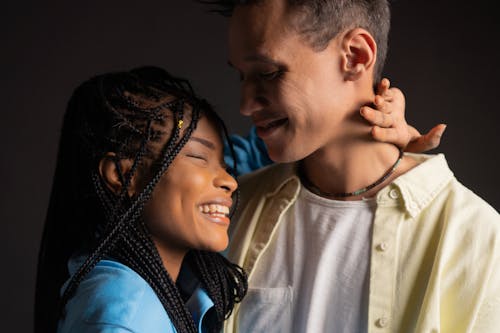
[35,66,247,333]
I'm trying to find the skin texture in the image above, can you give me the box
[228,1,445,158]
[229,1,354,163]
[228,0,419,199]
[101,116,237,280]
[145,116,237,279]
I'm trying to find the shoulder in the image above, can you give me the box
[440,177,500,231]
[396,153,498,224]
[228,163,301,263]
[233,162,300,227]
[411,153,500,242]
[237,163,297,199]
[59,260,175,333]
[423,153,498,222]
[446,178,498,214]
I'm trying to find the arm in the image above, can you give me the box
[360,78,447,152]
[224,127,273,177]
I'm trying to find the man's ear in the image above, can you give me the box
[340,28,376,81]
[98,153,137,197]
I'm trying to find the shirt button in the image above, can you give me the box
[376,317,389,328]
[376,242,388,252]
[279,199,289,210]
[389,189,399,199]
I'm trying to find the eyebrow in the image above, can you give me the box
[190,136,216,150]
[227,54,283,68]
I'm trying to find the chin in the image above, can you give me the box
[268,147,308,164]
[203,237,229,253]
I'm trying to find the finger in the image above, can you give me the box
[373,94,388,111]
[380,86,403,104]
[407,125,421,141]
[375,87,402,114]
[360,107,393,127]
[421,123,447,150]
[371,126,409,148]
[405,124,447,153]
[376,78,391,97]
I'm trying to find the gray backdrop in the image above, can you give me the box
[2,1,499,331]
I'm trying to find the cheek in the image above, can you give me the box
[278,79,307,112]
[174,172,208,195]
[144,189,190,244]
[164,173,209,215]
[279,79,321,131]
[144,186,175,225]
[143,165,212,224]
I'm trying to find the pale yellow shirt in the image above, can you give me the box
[225,153,500,333]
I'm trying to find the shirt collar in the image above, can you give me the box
[177,263,215,332]
[263,154,454,219]
[260,162,301,199]
[376,153,454,217]
[185,286,214,332]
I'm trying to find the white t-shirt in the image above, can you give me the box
[238,187,375,333]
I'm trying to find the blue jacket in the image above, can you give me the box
[58,257,214,333]
[58,128,268,333]
[225,127,272,177]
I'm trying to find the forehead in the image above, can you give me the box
[149,102,219,151]
[190,115,223,147]
[228,0,302,60]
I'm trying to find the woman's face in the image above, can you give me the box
[144,115,238,256]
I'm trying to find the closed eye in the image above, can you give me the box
[187,154,207,161]
[259,70,283,80]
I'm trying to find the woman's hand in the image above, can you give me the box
[360,78,446,152]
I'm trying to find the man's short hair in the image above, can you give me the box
[201,0,390,82]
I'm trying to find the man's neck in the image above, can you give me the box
[301,135,416,201]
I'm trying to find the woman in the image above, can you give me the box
[35,66,247,333]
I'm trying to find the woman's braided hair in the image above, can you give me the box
[35,66,247,333]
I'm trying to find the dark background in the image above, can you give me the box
[2,1,498,331]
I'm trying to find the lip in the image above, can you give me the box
[200,197,233,208]
[252,112,285,127]
[254,117,288,139]
[202,213,230,226]
[198,198,233,226]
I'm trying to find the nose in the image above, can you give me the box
[240,80,266,116]
[215,167,238,194]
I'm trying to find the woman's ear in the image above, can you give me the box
[98,153,137,197]
[340,28,377,81]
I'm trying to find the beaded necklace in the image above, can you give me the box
[299,149,404,199]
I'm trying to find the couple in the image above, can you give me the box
[35,1,500,332]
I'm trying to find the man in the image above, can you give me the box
[207,1,500,332]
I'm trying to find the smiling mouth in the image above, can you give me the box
[256,118,288,138]
[198,204,230,218]
[262,118,288,129]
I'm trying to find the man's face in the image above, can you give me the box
[228,0,353,163]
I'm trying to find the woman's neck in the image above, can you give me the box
[152,238,187,282]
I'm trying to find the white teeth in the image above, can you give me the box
[198,204,230,215]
